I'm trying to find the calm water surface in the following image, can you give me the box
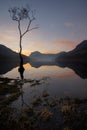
[2,63,87,108]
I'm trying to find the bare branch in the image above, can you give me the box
[22,17,36,37]
[18,20,22,37]
[28,26,39,32]
[26,19,31,31]
[21,30,28,37]
[22,26,39,37]
[8,5,38,53]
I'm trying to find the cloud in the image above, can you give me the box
[54,40,77,51]
[64,22,75,27]
[0,30,18,45]
[30,41,43,47]
[27,40,78,54]
[0,29,24,51]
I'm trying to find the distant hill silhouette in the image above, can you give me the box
[29,51,59,62]
[0,44,28,74]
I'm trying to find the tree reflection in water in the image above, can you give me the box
[18,52,29,107]
[18,53,25,80]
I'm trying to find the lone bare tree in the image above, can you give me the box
[9,5,38,54]
[9,5,38,79]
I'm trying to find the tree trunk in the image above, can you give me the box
[19,36,22,54]
[18,36,25,79]
[18,52,25,79]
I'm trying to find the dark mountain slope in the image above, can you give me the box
[56,40,87,62]
[0,44,28,60]
[56,40,87,79]
[0,44,28,74]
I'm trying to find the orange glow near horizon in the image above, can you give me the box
[14,49,31,56]
[0,29,80,56]
[23,63,31,69]
[14,49,61,56]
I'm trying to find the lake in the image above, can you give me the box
[0,62,87,130]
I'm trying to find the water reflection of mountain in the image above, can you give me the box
[0,58,87,79]
[0,59,28,75]
[29,60,58,68]
[0,60,19,75]
[0,57,87,79]
[57,61,87,79]
[29,60,87,79]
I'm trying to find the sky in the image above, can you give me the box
[0,0,87,55]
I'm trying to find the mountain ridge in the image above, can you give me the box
[0,44,28,61]
[56,40,87,62]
